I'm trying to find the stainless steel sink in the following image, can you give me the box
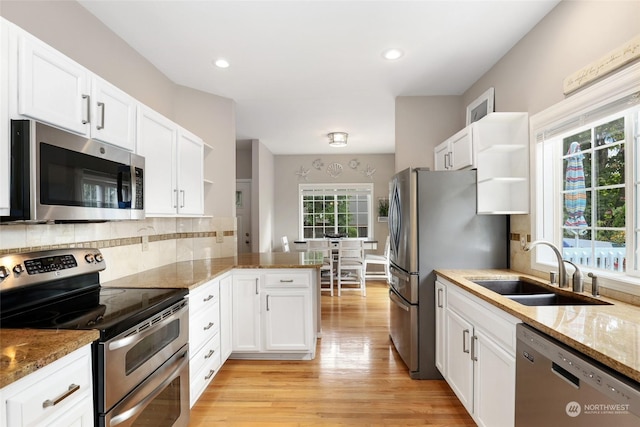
[506,293,611,306]
[471,279,612,306]
[472,279,552,295]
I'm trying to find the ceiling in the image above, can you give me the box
[78,0,560,155]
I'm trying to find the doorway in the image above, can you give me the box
[236,179,252,254]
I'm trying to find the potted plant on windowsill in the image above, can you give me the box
[378,198,389,222]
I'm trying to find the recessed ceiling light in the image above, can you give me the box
[382,48,404,61]
[214,58,230,68]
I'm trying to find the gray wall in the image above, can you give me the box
[1,0,237,219]
[462,0,640,275]
[274,154,395,254]
[395,96,462,172]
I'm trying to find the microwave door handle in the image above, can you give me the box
[117,166,132,208]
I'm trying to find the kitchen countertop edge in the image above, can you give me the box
[436,268,640,384]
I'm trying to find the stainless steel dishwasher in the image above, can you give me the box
[515,323,640,426]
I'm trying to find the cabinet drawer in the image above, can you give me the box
[4,347,92,427]
[190,334,221,381]
[190,345,222,407]
[447,285,518,353]
[189,301,220,354]
[189,281,219,314]
[264,272,309,288]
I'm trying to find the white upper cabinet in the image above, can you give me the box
[176,128,204,215]
[0,19,10,215]
[434,126,474,171]
[14,25,136,151]
[473,112,529,214]
[17,28,90,136]
[137,105,204,216]
[434,112,529,214]
[137,105,178,215]
[90,76,137,151]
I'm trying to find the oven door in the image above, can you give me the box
[101,344,190,427]
[389,287,418,373]
[97,299,189,413]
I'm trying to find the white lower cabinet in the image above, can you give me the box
[219,273,233,362]
[188,276,222,408]
[0,345,94,427]
[232,269,316,359]
[436,276,519,427]
[435,280,447,376]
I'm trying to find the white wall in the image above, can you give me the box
[273,154,395,254]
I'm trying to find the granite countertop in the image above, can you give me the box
[0,252,322,388]
[101,252,323,290]
[0,329,99,388]
[436,269,640,383]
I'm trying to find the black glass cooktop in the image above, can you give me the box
[0,283,187,340]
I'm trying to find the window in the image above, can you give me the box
[299,183,373,239]
[531,62,640,294]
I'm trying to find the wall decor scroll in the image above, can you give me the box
[564,34,640,95]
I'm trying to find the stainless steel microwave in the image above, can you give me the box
[2,120,144,222]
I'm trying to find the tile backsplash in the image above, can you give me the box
[0,217,237,282]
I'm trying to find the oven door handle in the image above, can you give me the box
[108,301,188,351]
[108,348,189,426]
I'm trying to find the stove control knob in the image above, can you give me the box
[95,253,104,263]
[13,264,24,275]
[85,254,95,263]
[0,266,9,280]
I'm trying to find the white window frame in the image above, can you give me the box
[298,183,374,240]
[530,62,640,296]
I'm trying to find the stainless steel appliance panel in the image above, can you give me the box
[388,167,417,274]
[101,344,190,427]
[98,298,189,413]
[387,168,508,380]
[389,288,418,372]
[515,324,640,427]
[3,120,145,222]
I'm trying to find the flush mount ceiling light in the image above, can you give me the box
[382,48,404,61]
[213,58,230,68]
[328,132,348,147]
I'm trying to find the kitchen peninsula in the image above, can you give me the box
[0,252,323,388]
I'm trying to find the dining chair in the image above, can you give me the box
[337,239,366,297]
[364,235,390,283]
[281,236,290,252]
[308,240,334,296]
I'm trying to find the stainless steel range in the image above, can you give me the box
[0,248,190,427]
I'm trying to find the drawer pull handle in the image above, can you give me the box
[462,329,470,354]
[279,279,294,282]
[43,384,80,408]
[205,349,215,359]
[204,322,214,331]
[203,294,214,302]
[204,369,215,380]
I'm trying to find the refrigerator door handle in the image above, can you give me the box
[389,290,410,312]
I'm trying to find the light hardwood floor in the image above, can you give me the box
[190,281,475,426]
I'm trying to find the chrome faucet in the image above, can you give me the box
[524,240,568,288]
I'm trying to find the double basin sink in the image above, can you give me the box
[471,279,611,307]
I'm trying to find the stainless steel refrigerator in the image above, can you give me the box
[387,168,508,379]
